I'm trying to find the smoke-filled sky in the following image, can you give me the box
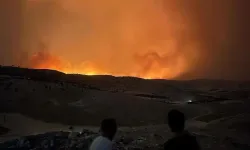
[0,0,249,80]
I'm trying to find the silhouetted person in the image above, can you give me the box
[164,109,200,150]
[89,118,117,150]
[69,126,73,130]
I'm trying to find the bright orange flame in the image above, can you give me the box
[29,50,190,79]
[30,51,107,76]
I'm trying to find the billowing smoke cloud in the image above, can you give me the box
[0,0,249,80]
[179,0,250,80]
[0,0,26,65]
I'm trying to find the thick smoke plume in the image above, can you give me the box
[0,1,25,65]
[0,0,249,80]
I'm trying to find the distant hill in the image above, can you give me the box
[0,65,249,126]
[0,66,65,82]
[0,66,144,84]
[1,65,249,91]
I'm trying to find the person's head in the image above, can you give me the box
[168,109,185,133]
[100,118,117,140]
[69,126,73,130]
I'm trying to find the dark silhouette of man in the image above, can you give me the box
[164,109,200,150]
[89,118,117,150]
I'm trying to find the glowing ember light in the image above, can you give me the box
[84,72,96,75]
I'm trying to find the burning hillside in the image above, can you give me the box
[29,48,193,79]
[30,50,107,76]
[23,0,200,79]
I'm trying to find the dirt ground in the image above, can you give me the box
[0,72,250,149]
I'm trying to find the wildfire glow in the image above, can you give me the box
[25,0,199,79]
[30,49,189,79]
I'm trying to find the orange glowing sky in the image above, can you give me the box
[2,0,250,80]
[24,0,200,79]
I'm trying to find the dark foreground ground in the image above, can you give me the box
[0,66,250,149]
[1,120,250,150]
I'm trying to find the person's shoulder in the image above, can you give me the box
[184,133,200,150]
[185,133,198,143]
[94,136,103,141]
[92,136,111,144]
[164,138,175,150]
[90,136,113,150]
[164,132,200,150]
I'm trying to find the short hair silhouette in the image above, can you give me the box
[168,109,185,132]
[101,118,117,134]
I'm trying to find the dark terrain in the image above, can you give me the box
[0,66,250,149]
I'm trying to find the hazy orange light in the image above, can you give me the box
[26,0,199,79]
